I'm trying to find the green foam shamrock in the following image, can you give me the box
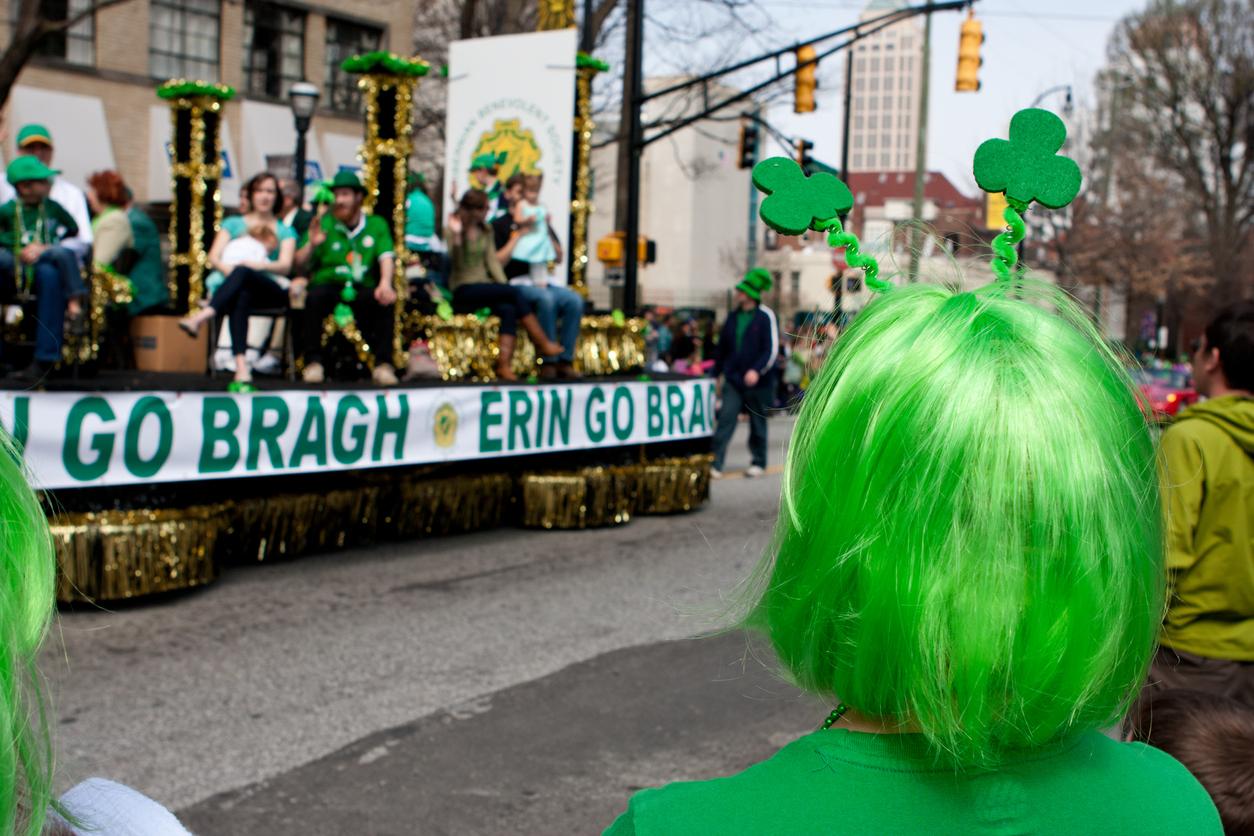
[752,157,853,236]
[611,309,626,327]
[333,303,355,328]
[973,108,1081,210]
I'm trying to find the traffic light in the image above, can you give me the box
[795,45,817,113]
[796,139,814,171]
[955,10,983,92]
[738,120,759,170]
[596,232,656,266]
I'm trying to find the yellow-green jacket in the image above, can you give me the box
[1160,395,1254,660]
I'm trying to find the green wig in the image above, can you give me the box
[0,432,55,833]
[748,280,1162,767]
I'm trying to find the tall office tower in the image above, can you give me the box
[847,0,925,172]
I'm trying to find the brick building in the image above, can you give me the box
[0,0,413,207]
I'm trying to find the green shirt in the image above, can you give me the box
[404,188,436,249]
[126,206,168,315]
[1160,395,1254,661]
[305,212,394,288]
[0,198,78,251]
[733,308,754,351]
[605,728,1220,835]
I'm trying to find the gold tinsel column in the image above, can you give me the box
[538,0,575,30]
[342,52,429,369]
[156,80,234,312]
[570,54,608,296]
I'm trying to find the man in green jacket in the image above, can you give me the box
[295,170,398,386]
[1152,303,1254,706]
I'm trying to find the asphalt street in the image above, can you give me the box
[44,413,805,834]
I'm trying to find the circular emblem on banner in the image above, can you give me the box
[433,402,458,448]
[471,118,543,181]
[363,235,375,248]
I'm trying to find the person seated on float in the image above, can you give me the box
[294,170,400,387]
[446,188,562,382]
[121,188,167,316]
[278,177,313,240]
[492,174,583,379]
[86,170,168,318]
[466,152,509,221]
[0,429,195,835]
[178,172,297,392]
[0,156,87,382]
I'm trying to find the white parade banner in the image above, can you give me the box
[444,29,576,287]
[0,380,716,490]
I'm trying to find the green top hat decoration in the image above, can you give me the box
[751,156,888,293]
[974,108,1081,283]
[736,267,773,301]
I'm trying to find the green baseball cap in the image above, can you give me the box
[330,169,366,193]
[16,124,53,148]
[469,151,506,172]
[735,267,773,301]
[6,155,58,184]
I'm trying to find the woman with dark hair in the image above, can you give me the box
[178,172,297,391]
[447,188,562,380]
[85,170,166,316]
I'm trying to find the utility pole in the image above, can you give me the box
[907,8,932,283]
[615,0,644,313]
[746,107,761,271]
[840,46,853,178]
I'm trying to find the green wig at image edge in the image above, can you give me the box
[0,431,56,834]
[743,279,1163,768]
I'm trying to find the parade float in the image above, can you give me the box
[1,20,713,604]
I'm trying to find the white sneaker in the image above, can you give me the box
[745,465,765,478]
[710,467,723,479]
[302,362,325,384]
[372,363,399,386]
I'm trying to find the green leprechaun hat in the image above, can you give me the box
[736,267,773,301]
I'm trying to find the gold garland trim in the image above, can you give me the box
[49,455,711,603]
[163,91,225,313]
[319,312,375,369]
[404,313,645,381]
[569,64,599,297]
[538,0,575,30]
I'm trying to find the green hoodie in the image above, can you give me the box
[1159,395,1254,660]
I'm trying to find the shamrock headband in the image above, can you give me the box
[751,157,889,293]
[974,108,1081,283]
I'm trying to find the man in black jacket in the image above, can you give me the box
[711,268,780,478]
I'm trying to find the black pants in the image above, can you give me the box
[209,266,288,356]
[452,283,533,336]
[301,283,396,366]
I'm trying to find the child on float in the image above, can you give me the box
[508,174,561,287]
[0,430,191,834]
[604,111,1223,834]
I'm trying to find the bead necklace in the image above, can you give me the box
[821,704,849,730]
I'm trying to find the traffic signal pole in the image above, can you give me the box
[621,0,644,314]
[907,8,932,283]
[746,106,761,270]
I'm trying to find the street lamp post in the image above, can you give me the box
[288,81,321,205]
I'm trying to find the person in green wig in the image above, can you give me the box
[295,169,399,386]
[0,155,87,381]
[710,267,780,479]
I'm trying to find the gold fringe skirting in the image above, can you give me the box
[50,454,711,603]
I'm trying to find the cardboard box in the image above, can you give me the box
[131,315,207,373]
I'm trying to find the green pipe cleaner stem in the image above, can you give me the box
[818,218,889,293]
[990,202,1027,284]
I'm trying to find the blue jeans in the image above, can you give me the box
[515,284,584,362]
[712,380,770,471]
[0,249,70,363]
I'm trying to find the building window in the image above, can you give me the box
[790,271,800,295]
[881,152,891,168]
[870,57,880,72]
[150,0,220,80]
[324,17,382,111]
[244,2,305,98]
[869,76,879,92]
[20,0,95,65]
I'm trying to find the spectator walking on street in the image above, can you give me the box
[711,268,779,479]
[1150,303,1254,705]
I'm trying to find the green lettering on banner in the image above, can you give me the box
[611,386,633,441]
[332,395,368,464]
[290,396,328,467]
[548,389,571,446]
[200,398,241,473]
[646,386,663,438]
[666,385,687,436]
[246,397,290,471]
[585,386,607,443]
[2,397,29,452]
[534,390,547,448]
[124,396,173,478]
[480,391,503,453]
[508,390,532,451]
[689,383,708,433]
[372,395,409,462]
[63,397,115,482]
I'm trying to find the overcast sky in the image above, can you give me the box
[642,0,1148,194]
